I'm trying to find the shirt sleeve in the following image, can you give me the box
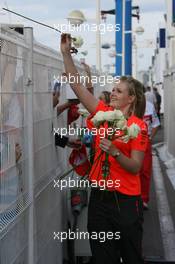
[130,121,148,152]
[55,134,68,148]
[86,100,108,129]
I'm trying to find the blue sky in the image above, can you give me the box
[0,0,166,72]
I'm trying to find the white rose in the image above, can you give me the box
[127,123,140,138]
[73,36,84,48]
[114,110,124,120]
[103,111,117,122]
[116,119,127,130]
[92,111,105,126]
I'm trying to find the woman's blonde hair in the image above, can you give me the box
[120,76,146,119]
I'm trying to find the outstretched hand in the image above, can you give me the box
[61,33,71,54]
[61,34,78,55]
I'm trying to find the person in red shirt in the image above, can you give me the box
[61,34,148,264]
[140,100,160,209]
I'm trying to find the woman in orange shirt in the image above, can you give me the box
[61,34,148,264]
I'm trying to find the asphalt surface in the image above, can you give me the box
[143,116,175,262]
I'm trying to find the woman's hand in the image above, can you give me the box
[61,33,72,55]
[100,139,145,174]
[60,34,98,113]
[99,138,119,157]
[61,33,78,55]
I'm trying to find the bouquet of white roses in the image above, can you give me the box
[92,109,140,141]
[91,110,140,177]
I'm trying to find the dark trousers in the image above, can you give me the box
[140,139,152,203]
[87,188,144,264]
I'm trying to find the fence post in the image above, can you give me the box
[24,27,35,264]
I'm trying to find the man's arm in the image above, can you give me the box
[57,102,71,116]
[55,134,82,149]
[151,126,159,140]
[151,104,160,139]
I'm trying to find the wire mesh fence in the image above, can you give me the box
[0,26,67,264]
[0,25,107,264]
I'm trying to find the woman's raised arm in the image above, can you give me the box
[61,34,98,113]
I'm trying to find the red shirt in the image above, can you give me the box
[86,101,148,196]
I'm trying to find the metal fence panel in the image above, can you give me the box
[164,69,175,157]
[0,25,106,264]
[0,26,65,264]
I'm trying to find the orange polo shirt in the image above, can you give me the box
[86,100,148,196]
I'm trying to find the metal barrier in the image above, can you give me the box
[0,24,109,263]
[163,68,175,157]
[0,25,67,264]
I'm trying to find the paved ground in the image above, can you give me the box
[143,116,175,262]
